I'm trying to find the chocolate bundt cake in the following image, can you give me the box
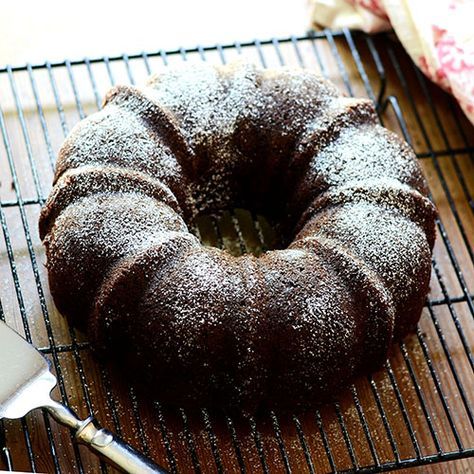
[39,62,436,410]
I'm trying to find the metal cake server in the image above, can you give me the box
[0,320,167,474]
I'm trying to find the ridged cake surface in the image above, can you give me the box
[39,62,436,410]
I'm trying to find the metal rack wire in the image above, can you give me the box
[0,30,472,473]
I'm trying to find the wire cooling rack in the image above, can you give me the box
[0,29,473,473]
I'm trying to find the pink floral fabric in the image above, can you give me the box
[310,0,474,124]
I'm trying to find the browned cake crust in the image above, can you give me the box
[39,62,437,410]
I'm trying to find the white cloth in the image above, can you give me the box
[310,0,474,124]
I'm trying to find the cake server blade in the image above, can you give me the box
[0,320,167,474]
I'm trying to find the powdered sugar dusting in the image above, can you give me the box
[39,61,436,409]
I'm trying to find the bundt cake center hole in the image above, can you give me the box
[193,208,282,257]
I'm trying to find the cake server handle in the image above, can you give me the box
[45,399,168,474]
